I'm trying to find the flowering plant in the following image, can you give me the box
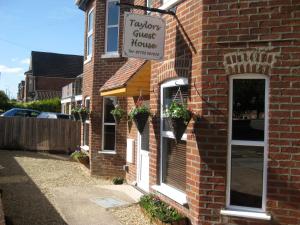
[128,99,150,120]
[165,101,191,124]
[111,104,125,122]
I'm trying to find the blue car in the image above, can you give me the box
[0,108,40,117]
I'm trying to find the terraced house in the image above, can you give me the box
[75,0,300,224]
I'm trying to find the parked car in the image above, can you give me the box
[0,108,40,117]
[37,112,73,120]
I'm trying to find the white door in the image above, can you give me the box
[137,119,150,192]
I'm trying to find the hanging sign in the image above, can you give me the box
[122,12,166,61]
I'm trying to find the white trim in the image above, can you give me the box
[101,96,117,152]
[75,95,83,101]
[86,8,94,59]
[105,0,120,54]
[61,98,72,104]
[98,151,117,155]
[159,77,189,195]
[159,0,183,10]
[84,57,92,64]
[220,210,271,220]
[226,74,269,212]
[101,53,120,58]
[152,184,187,205]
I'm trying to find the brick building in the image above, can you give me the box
[23,51,83,102]
[76,0,300,224]
[17,80,25,102]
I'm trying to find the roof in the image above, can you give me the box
[100,58,147,92]
[75,0,90,11]
[30,51,83,78]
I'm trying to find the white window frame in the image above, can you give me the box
[86,8,94,62]
[105,0,120,55]
[82,97,90,151]
[153,77,188,205]
[146,0,152,14]
[226,74,269,214]
[101,96,117,152]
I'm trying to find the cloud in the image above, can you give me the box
[20,58,30,65]
[0,65,23,74]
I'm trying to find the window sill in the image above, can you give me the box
[84,57,92,64]
[101,53,120,59]
[159,0,184,10]
[220,209,271,221]
[152,185,187,205]
[98,151,117,155]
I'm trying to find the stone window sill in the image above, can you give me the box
[152,184,187,205]
[101,53,120,59]
[98,151,117,155]
[220,209,271,220]
[159,0,184,10]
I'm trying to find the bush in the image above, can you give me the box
[5,98,61,113]
[139,194,184,223]
[112,177,124,185]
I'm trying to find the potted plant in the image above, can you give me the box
[129,100,150,133]
[139,194,188,225]
[165,101,191,142]
[110,105,125,123]
[70,150,89,165]
[71,107,80,121]
[78,106,89,122]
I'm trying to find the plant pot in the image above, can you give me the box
[168,117,190,142]
[77,156,89,165]
[80,112,88,122]
[133,112,149,133]
[113,114,122,124]
[72,112,80,121]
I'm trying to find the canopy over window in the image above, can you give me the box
[100,59,151,97]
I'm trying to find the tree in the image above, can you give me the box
[0,90,9,111]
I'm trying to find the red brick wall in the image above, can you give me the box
[148,0,300,225]
[82,0,129,177]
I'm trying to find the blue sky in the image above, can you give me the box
[0,0,84,98]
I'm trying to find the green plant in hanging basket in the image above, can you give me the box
[165,101,192,142]
[111,104,125,123]
[78,106,89,122]
[129,100,150,133]
[71,106,80,121]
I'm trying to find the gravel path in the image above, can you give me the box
[0,150,153,225]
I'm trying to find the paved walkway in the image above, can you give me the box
[0,150,148,225]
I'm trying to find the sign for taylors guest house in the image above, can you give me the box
[122,12,166,61]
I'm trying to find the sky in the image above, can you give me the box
[0,0,84,99]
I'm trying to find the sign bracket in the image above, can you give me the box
[116,2,176,16]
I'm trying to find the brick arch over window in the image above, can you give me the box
[224,48,280,76]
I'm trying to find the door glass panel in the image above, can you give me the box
[232,79,265,141]
[230,145,264,208]
[141,122,149,151]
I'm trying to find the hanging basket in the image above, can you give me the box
[79,112,88,123]
[133,112,149,133]
[72,112,80,121]
[113,114,122,124]
[168,117,190,142]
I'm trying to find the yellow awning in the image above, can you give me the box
[100,59,151,97]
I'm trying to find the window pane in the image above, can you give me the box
[104,97,115,123]
[87,35,93,56]
[84,123,89,146]
[103,125,115,150]
[107,27,118,52]
[232,79,265,141]
[107,1,119,26]
[85,99,90,111]
[162,138,186,191]
[162,85,188,131]
[230,145,264,208]
[88,10,94,32]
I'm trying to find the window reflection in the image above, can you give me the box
[232,79,265,141]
